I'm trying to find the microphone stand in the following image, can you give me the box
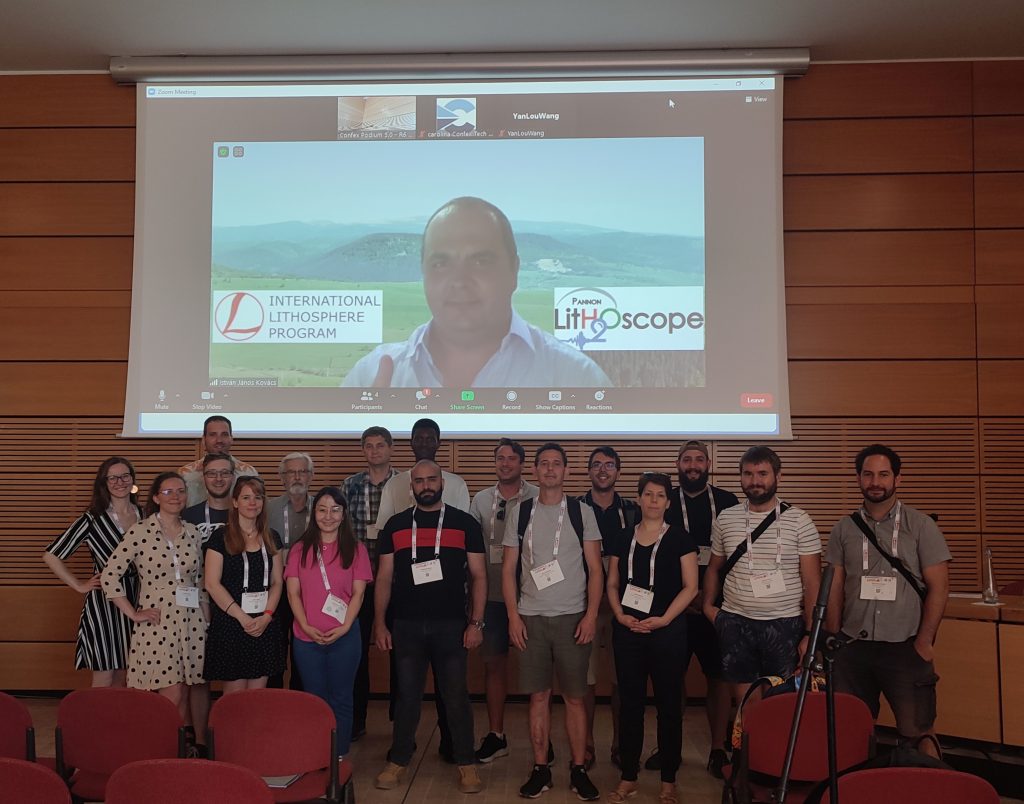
[773,565,834,803]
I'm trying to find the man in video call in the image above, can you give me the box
[341,196,611,388]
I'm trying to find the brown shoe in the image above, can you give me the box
[458,764,483,794]
[375,761,407,790]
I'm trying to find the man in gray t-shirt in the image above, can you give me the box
[825,444,950,757]
[501,442,603,800]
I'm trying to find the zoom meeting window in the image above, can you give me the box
[127,76,789,438]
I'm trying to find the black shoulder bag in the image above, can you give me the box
[714,503,790,607]
[849,512,926,601]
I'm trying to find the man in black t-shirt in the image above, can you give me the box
[373,460,488,795]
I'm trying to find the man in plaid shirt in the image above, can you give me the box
[342,425,398,741]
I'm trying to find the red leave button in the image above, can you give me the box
[741,393,774,408]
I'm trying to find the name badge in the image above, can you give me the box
[860,575,897,601]
[750,569,786,598]
[412,559,443,585]
[698,546,712,566]
[489,545,504,564]
[623,583,654,614]
[175,586,200,608]
[241,590,269,614]
[321,593,348,624]
[530,559,565,590]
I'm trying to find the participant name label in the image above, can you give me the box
[212,291,383,344]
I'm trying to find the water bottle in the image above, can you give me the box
[982,546,999,604]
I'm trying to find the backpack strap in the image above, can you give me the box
[849,512,927,601]
[714,502,790,608]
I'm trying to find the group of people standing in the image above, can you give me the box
[44,414,951,802]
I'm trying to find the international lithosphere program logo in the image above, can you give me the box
[436,97,477,133]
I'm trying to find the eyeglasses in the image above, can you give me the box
[590,461,617,471]
[316,505,344,515]
[105,472,133,484]
[282,469,311,477]
[158,488,187,497]
[203,469,234,479]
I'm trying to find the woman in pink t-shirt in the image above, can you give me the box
[285,486,372,759]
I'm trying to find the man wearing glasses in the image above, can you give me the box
[581,446,639,770]
[469,438,538,763]
[179,415,259,505]
[266,452,316,557]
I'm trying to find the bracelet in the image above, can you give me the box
[264,608,274,616]
[226,601,237,614]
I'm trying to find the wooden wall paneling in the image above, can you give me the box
[786,302,976,359]
[974,117,1024,172]
[975,173,1024,228]
[785,62,972,120]
[0,643,86,690]
[788,361,978,417]
[784,174,975,231]
[0,182,134,236]
[0,587,81,641]
[984,535,1024,592]
[0,237,134,291]
[981,477,1024,535]
[0,129,136,181]
[976,230,1024,284]
[973,61,1024,115]
[976,285,1024,357]
[931,619,1001,742]
[0,75,135,128]
[784,231,975,287]
[980,419,1024,473]
[1000,624,1024,745]
[784,118,973,175]
[0,293,131,360]
[0,364,127,415]
[979,360,1024,416]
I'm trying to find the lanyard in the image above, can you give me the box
[861,501,903,571]
[745,500,783,569]
[489,481,525,540]
[617,504,626,530]
[283,498,311,545]
[627,523,668,589]
[411,505,445,564]
[526,497,567,565]
[242,539,270,592]
[680,487,717,534]
[108,505,140,534]
[204,502,211,532]
[316,545,334,593]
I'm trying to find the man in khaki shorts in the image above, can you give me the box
[580,446,638,769]
[503,443,604,800]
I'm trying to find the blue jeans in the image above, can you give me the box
[390,618,474,766]
[292,622,362,756]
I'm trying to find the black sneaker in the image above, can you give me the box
[476,732,510,763]
[644,748,661,771]
[707,747,729,779]
[520,764,553,798]
[569,764,599,801]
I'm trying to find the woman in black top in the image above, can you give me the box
[606,473,699,804]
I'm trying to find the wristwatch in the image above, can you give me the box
[470,619,486,630]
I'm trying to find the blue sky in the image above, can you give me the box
[212,137,704,236]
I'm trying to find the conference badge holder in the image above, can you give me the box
[750,569,786,598]
[242,590,269,614]
[622,583,654,614]
[489,545,504,564]
[860,575,897,600]
[321,593,349,623]
[176,586,200,608]
[412,559,443,585]
[531,559,565,590]
[698,546,712,566]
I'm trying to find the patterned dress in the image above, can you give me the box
[45,510,140,671]
[101,514,207,689]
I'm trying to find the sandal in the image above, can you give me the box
[658,786,679,804]
[608,782,638,803]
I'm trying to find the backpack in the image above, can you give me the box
[514,496,587,594]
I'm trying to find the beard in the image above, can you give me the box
[862,484,896,504]
[679,469,710,494]
[743,479,778,506]
[413,487,443,507]
[288,481,308,496]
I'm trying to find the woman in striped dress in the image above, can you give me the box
[43,456,141,686]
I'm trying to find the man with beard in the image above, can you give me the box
[649,441,738,777]
[373,460,487,794]
[180,451,234,757]
[179,415,259,506]
[702,446,821,705]
[825,444,950,757]
[469,438,538,763]
[374,418,470,761]
[580,446,638,770]
[266,452,316,690]
[266,452,315,558]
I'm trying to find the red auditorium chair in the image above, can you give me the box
[54,687,185,801]
[106,758,274,804]
[0,757,71,803]
[0,691,36,760]
[208,688,353,804]
[821,766,999,803]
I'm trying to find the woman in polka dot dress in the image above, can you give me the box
[102,471,207,715]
